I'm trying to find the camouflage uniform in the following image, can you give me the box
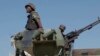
[15,3,43,56]
[25,3,43,30]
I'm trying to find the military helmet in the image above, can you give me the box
[25,3,36,10]
[59,24,66,31]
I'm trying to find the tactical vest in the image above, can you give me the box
[25,11,39,30]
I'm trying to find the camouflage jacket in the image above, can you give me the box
[25,11,43,30]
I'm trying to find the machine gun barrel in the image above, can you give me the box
[77,17,100,34]
[66,17,100,42]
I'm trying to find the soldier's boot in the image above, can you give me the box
[15,48,20,56]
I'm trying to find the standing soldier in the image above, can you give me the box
[25,3,43,32]
[14,3,43,56]
[24,3,43,55]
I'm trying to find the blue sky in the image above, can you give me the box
[0,0,100,56]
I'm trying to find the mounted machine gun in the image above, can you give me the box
[66,17,100,43]
[64,17,100,56]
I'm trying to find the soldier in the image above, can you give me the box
[14,3,43,56]
[25,3,43,32]
[59,24,66,55]
[59,24,66,37]
[59,25,71,56]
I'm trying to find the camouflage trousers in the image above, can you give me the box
[14,29,41,56]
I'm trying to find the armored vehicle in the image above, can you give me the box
[11,18,100,56]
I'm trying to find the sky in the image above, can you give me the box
[0,0,100,56]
